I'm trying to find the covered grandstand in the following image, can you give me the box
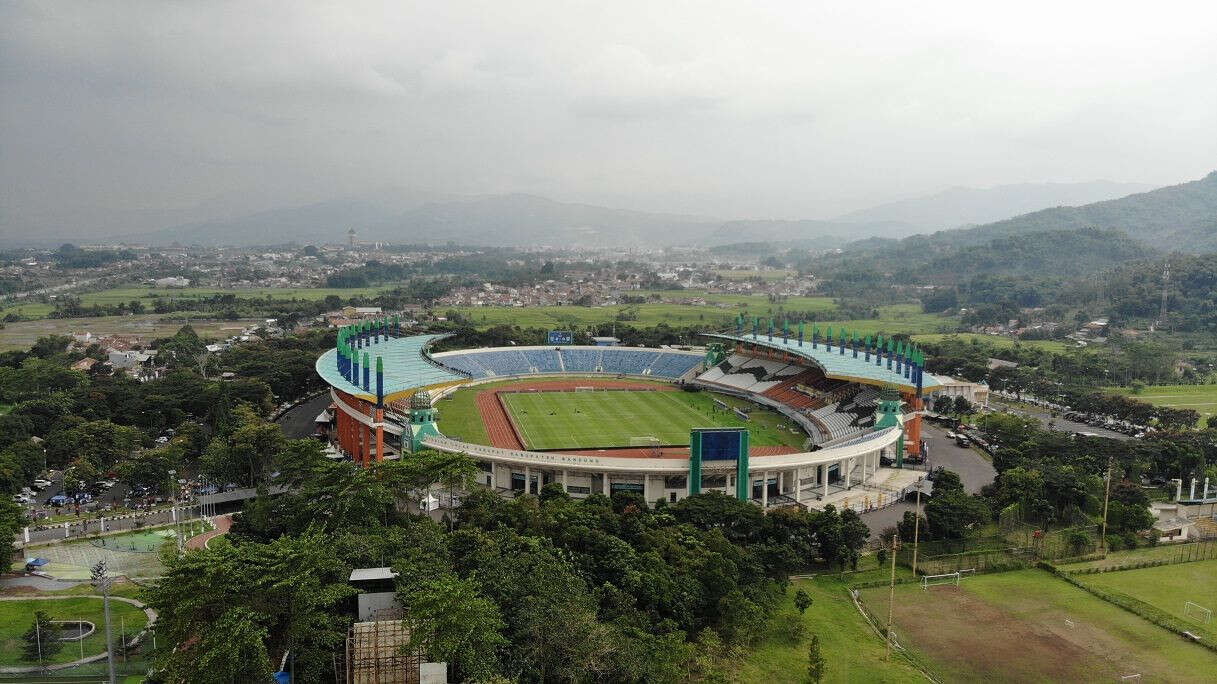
[315,325,922,512]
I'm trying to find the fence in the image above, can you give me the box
[1063,539,1217,574]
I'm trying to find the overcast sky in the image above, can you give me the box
[3,1,1216,240]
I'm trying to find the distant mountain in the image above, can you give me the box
[920,171,1217,252]
[368,194,718,247]
[705,219,909,246]
[833,180,1157,233]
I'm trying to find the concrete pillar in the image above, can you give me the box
[603,472,610,496]
[822,466,829,499]
[563,469,569,491]
[1190,478,1196,500]
[845,458,852,488]
[643,475,650,503]
[64,522,70,538]
[762,470,770,508]
[778,471,785,495]
[490,462,497,489]
[23,527,30,543]
[172,506,177,522]
[100,517,105,533]
[796,467,803,503]
[1176,478,1182,501]
[524,466,531,495]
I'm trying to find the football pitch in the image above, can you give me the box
[500,389,752,450]
[858,569,1217,682]
[1105,384,1217,427]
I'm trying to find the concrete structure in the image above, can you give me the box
[315,330,916,512]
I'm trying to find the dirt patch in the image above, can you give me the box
[862,585,1127,682]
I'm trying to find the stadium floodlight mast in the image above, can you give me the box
[90,559,117,684]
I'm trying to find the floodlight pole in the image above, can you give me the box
[1100,456,1113,554]
[911,479,923,577]
[886,535,898,661]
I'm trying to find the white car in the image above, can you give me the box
[32,479,52,489]
[945,431,957,439]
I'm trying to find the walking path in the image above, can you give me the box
[186,513,233,550]
[0,594,157,674]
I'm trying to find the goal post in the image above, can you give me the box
[629,436,661,447]
[921,571,961,590]
[1184,601,1212,625]
[575,386,596,392]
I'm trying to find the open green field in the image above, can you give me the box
[1080,559,1217,641]
[858,569,1217,682]
[912,332,1073,353]
[0,314,257,351]
[500,388,803,450]
[1056,541,1217,571]
[0,596,149,667]
[1105,384,1217,427]
[738,567,924,683]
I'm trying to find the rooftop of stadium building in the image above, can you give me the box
[703,332,941,392]
[315,333,468,403]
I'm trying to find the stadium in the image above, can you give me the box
[314,317,957,511]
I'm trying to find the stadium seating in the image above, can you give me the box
[521,349,563,373]
[432,347,702,379]
[645,352,702,378]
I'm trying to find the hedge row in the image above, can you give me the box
[1038,562,1217,654]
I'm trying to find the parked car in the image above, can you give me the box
[32,479,52,490]
[47,494,69,507]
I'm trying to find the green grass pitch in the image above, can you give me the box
[501,390,759,450]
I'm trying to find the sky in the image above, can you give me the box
[2,1,1216,240]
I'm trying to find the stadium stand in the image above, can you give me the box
[431,346,701,380]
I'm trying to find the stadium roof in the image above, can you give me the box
[315,334,468,402]
[703,332,941,392]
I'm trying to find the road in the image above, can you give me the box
[20,503,205,546]
[859,422,996,537]
[277,392,331,439]
[990,399,1132,440]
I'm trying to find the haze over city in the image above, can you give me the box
[2,1,1216,243]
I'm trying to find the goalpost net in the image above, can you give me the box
[1184,601,1213,625]
[921,571,961,590]
[630,436,662,456]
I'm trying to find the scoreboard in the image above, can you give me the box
[689,427,750,500]
[547,330,574,345]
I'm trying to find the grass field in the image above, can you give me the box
[0,314,257,351]
[1056,542,1217,571]
[1080,559,1217,641]
[501,388,803,450]
[0,596,149,667]
[911,332,1074,353]
[858,569,1217,682]
[1106,384,1217,427]
[12,523,207,579]
[738,566,924,683]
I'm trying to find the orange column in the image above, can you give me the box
[906,395,923,457]
[375,408,384,462]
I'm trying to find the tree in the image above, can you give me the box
[399,573,507,681]
[794,589,812,614]
[22,611,63,662]
[953,395,972,416]
[807,633,826,683]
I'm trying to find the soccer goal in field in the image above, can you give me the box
[1184,601,1212,625]
[630,436,662,456]
[921,571,961,590]
[575,386,596,392]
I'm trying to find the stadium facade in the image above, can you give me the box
[315,320,963,511]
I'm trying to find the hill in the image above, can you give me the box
[833,180,1155,233]
[919,171,1217,252]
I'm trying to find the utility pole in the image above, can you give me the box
[911,478,924,577]
[91,560,117,684]
[1100,456,1114,554]
[885,535,899,661]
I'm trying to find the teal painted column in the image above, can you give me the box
[735,431,750,501]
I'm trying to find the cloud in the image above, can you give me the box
[1,0,1215,236]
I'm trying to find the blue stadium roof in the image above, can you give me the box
[315,334,468,402]
[703,332,940,392]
